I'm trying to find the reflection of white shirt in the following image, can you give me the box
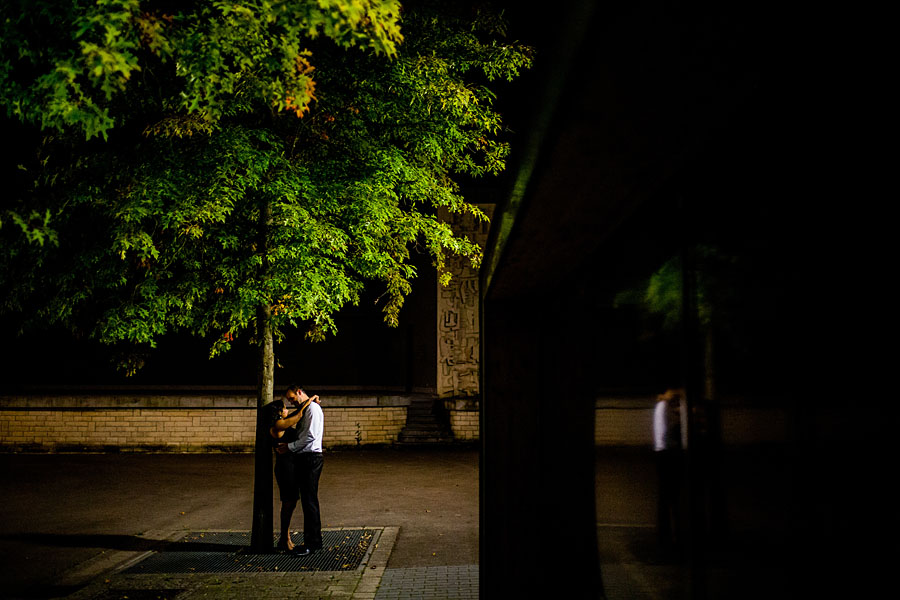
[288,402,323,453]
[654,398,687,451]
[653,400,668,451]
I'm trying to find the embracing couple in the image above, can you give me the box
[269,384,325,556]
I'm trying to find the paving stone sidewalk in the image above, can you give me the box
[55,528,485,600]
[374,565,479,600]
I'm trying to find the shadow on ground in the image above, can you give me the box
[0,533,240,554]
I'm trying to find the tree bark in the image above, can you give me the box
[703,327,716,403]
[250,198,275,552]
[681,215,707,600]
[250,305,275,551]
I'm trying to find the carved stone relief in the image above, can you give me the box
[437,204,494,398]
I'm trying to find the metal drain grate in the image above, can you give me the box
[123,529,378,574]
[88,590,186,600]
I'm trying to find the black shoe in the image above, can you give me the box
[293,544,321,556]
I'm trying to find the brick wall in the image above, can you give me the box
[0,392,412,452]
[1,391,789,451]
[593,396,790,447]
[448,410,479,441]
[594,407,654,446]
[324,406,408,446]
[0,409,256,452]
[443,399,479,441]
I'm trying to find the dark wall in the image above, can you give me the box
[479,0,814,597]
[481,292,602,598]
[274,252,437,391]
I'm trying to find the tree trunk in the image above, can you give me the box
[703,327,716,403]
[680,215,707,599]
[250,305,275,551]
[250,198,275,552]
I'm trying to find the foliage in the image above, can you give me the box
[0,0,533,372]
[614,245,740,331]
[1,0,403,140]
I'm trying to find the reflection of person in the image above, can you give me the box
[269,389,318,552]
[276,384,324,556]
[653,387,684,554]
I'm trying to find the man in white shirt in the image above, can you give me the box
[653,387,683,555]
[277,384,325,556]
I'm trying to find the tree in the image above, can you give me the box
[1,0,532,550]
[614,244,742,403]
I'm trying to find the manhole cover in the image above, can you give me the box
[123,529,378,574]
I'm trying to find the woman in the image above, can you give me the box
[269,392,315,551]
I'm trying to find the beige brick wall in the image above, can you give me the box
[1,393,790,451]
[323,407,407,446]
[594,408,654,446]
[593,399,791,446]
[0,409,257,452]
[448,410,479,441]
[0,406,408,452]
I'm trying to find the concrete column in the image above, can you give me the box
[480,293,602,598]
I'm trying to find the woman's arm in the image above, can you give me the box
[271,399,311,432]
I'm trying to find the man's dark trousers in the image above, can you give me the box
[297,452,324,548]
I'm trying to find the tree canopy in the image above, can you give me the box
[1,0,403,140]
[1,0,533,373]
